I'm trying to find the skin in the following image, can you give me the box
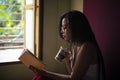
[61,18,71,42]
[30,18,98,80]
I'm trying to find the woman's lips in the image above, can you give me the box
[62,34,65,38]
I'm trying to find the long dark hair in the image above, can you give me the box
[59,10,96,44]
[59,10,105,80]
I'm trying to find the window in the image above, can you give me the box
[0,0,40,63]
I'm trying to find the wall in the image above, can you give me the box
[71,0,83,12]
[0,63,34,80]
[83,0,120,80]
[42,0,70,73]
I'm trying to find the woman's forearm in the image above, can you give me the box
[43,70,70,80]
[65,60,72,74]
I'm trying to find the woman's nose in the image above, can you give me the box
[61,28,64,34]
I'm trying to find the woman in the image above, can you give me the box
[30,10,105,80]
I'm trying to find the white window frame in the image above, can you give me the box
[24,0,35,53]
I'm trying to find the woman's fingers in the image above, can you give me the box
[29,65,39,75]
[29,65,46,76]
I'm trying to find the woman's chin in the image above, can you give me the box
[64,38,70,42]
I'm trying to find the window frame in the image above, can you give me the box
[0,0,43,63]
[23,0,43,60]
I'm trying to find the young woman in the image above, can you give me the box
[30,10,105,80]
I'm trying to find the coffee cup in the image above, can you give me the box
[55,46,68,62]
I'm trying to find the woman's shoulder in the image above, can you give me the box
[72,42,98,53]
[81,42,97,49]
[77,42,98,56]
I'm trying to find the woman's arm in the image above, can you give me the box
[65,54,72,74]
[69,42,97,80]
[30,43,96,80]
[29,66,70,80]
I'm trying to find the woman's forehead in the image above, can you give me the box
[62,18,69,25]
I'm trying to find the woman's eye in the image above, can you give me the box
[61,24,69,30]
[61,26,66,30]
[63,26,67,29]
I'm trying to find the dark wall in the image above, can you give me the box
[83,0,120,80]
[0,63,34,80]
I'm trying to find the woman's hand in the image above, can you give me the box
[64,52,70,63]
[63,48,71,63]
[29,65,46,76]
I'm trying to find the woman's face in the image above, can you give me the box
[61,18,71,41]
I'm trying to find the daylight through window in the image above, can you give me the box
[0,0,36,63]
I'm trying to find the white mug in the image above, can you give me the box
[55,46,68,62]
